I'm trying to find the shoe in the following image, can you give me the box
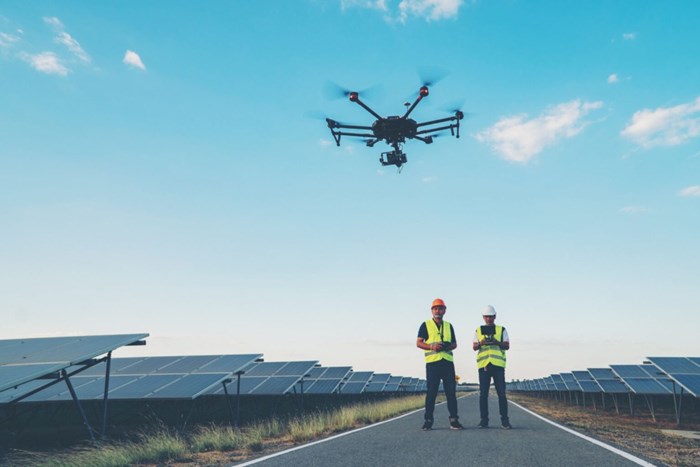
[501,421,512,430]
[477,421,489,429]
[422,420,433,431]
[449,419,464,430]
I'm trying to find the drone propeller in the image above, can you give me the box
[418,66,449,88]
[304,110,349,126]
[323,81,380,101]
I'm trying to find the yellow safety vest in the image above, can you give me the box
[476,325,506,369]
[424,319,454,363]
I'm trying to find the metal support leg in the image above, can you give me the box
[235,372,242,428]
[63,370,95,442]
[612,394,619,415]
[222,380,236,427]
[628,393,634,416]
[644,395,656,422]
[101,351,112,438]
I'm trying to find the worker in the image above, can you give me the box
[473,305,512,429]
[416,298,463,430]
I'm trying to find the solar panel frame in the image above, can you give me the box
[572,370,594,381]
[588,368,616,380]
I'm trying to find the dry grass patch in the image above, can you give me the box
[511,394,700,467]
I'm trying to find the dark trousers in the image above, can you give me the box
[424,359,459,421]
[478,364,509,423]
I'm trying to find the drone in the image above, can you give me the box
[325,84,463,169]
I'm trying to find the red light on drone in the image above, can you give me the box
[420,86,429,97]
[349,92,359,101]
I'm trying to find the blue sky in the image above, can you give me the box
[1,1,699,382]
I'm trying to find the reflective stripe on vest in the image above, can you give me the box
[476,325,506,368]
[424,319,454,363]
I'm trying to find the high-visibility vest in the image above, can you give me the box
[476,325,506,369]
[424,319,454,363]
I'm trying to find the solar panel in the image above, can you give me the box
[249,376,300,395]
[209,376,269,395]
[596,379,629,394]
[364,381,387,393]
[193,354,262,374]
[113,357,181,375]
[647,357,700,375]
[154,356,220,374]
[243,362,286,377]
[307,367,327,379]
[0,379,47,403]
[0,333,148,393]
[347,371,373,383]
[671,374,700,397]
[572,370,593,381]
[610,365,650,379]
[147,373,231,399]
[340,381,367,394]
[577,380,602,393]
[622,378,670,395]
[305,378,342,394]
[588,368,616,380]
[370,373,390,383]
[275,361,317,377]
[320,367,352,379]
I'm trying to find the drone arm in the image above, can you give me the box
[415,116,458,127]
[352,97,384,120]
[334,131,376,138]
[403,86,430,119]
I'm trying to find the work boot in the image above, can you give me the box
[501,419,512,430]
[422,419,433,431]
[477,420,489,428]
[449,418,464,430]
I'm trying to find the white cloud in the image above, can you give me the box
[341,0,463,22]
[42,16,90,64]
[475,99,604,163]
[123,50,146,70]
[607,73,619,84]
[620,206,647,214]
[398,0,463,22]
[55,32,89,63]
[678,185,700,197]
[421,176,436,183]
[20,51,69,76]
[341,0,388,11]
[319,138,333,147]
[621,97,700,148]
[42,16,63,29]
[0,31,20,49]
[623,32,636,40]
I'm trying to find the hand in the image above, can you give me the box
[480,339,487,346]
[431,342,443,351]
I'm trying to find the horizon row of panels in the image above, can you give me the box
[508,357,700,398]
[1,353,427,403]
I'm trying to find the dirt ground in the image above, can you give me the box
[510,394,700,467]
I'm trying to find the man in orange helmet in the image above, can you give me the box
[416,298,463,430]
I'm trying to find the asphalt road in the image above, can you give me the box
[235,394,653,467]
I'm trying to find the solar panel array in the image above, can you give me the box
[0,334,148,393]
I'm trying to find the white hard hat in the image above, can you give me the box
[483,305,496,316]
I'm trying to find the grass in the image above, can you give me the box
[7,395,430,467]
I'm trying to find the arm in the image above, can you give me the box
[417,337,446,352]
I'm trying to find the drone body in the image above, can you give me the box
[325,85,463,169]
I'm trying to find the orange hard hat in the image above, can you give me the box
[431,298,446,308]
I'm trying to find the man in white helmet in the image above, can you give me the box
[473,305,511,429]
